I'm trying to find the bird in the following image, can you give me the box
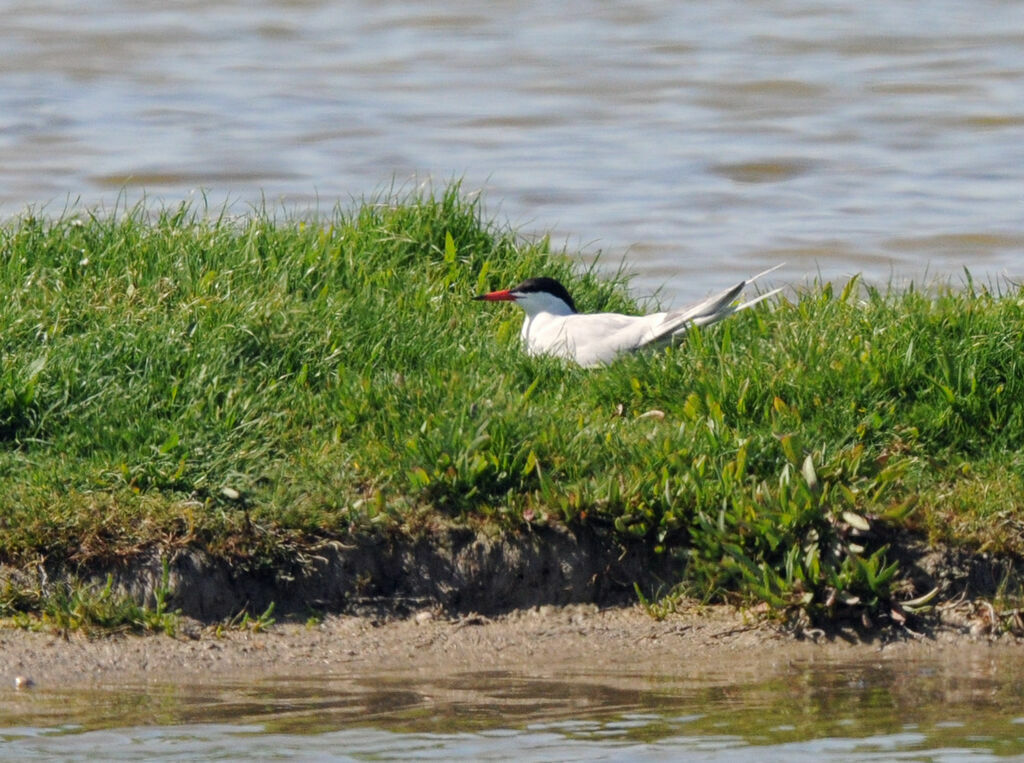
[474,265,782,367]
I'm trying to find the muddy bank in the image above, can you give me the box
[96,524,674,621]
[34,525,1024,626]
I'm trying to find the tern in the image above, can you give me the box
[474,265,782,367]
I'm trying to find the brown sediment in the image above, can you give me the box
[0,600,1019,693]
[99,524,675,621]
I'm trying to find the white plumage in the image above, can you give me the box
[474,265,782,367]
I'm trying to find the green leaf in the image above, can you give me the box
[522,449,538,477]
[900,586,940,612]
[839,274,860,303]
[780,433,802,466]
[444,230,457,263]
[683,392,702,421]
[521,375,541,403]
[475,259,491,294]
[158,431,180,454]
[734,440,748,480]
[880,496,918,522]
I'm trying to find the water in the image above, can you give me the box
[3,655,1024,760]
[3,1,1024,302]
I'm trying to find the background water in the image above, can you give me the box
[3,1,1023,303]
[4,654,1024,760]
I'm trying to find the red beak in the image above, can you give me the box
[473,289,517,302]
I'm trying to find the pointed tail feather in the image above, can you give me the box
[690,286,782,327]
[746,263,785,283]
[667,263,783,326]
[650,281,745,337]
[652,264,784,342]
[736,285,783,312]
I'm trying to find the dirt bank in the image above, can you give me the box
[73,525,1024,624]
[90,524,675,620]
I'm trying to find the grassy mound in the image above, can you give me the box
[1,184,1022,630]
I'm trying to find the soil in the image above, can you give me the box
[1,524,1021,691]
[87,524,1024,623]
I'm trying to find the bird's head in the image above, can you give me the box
[473,277,577,316]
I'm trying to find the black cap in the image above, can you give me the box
[511,277,577,313]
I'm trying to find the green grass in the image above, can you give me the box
[1,183,1023,629]
[0,558,180,635]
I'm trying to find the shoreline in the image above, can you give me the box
[1,600,1015,692]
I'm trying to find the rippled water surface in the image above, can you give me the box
[3,1,1024,300]
[4,654,1024,760]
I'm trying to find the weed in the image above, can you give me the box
[217,602,277,635]
[0,563,180,635]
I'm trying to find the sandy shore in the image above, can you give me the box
[2,601,1016,693]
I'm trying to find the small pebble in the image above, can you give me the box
[414,610,434,625]
[14,676,34,690]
